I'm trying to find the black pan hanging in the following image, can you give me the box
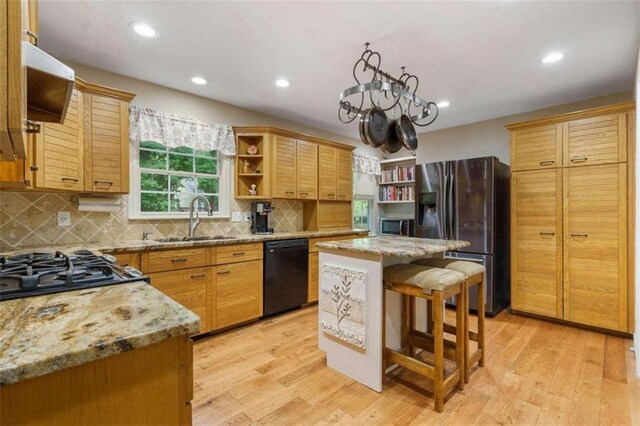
[395,114,418,155]
[362,107,389,148]
[381,119,404,154]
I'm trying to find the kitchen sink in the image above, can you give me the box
[154,236,238,243]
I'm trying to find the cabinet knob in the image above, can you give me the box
[190,274,206,279]
[30,166,39,171]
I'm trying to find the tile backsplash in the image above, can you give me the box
[0,193,303,250]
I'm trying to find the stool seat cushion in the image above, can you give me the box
[383,264,465,294]
[411,258,485,278]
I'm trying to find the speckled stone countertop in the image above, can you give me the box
[0,282,199,386]
[0,230,368,256]
[316,236,470,257]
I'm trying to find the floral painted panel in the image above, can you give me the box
[319,264,366,349]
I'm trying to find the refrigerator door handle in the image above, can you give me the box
[443,174,450,240]
[448,171,455,240]
[444,254,485,263]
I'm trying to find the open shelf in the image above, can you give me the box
[378,200,414,204]
[237,154,264,159]
[238,173,263,177]
[379,156,416,164]
[379,180,415,185]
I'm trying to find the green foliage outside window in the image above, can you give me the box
[353,199,372,231]
[139,141,219,214]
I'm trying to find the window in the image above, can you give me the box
[129,141,231,219]
[353,197,373,231]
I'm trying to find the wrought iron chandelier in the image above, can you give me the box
[338,43,439,156]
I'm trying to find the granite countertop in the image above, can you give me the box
[1,230,369,256]
[316,236,470,257]
[0,282,199,386]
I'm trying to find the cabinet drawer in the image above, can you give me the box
[149,267,211,334]
[216,243,262,264]
[142,248,208,273]
[109,252,140,270]
[215,260,263,329]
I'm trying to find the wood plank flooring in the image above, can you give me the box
[192,306,639,425]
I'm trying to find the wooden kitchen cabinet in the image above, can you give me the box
[308,252,319,303]
[336,148,352,201]
[149,267,211,333]
[510,123,562,171]
[141,247,210,273]
[511,169,563,318]
[215,242,262,264]
[271,135,298,198]
[564,163,627,331]
[32,88,84,191]
[318,145,338,200]
[109,252,141,270]
[564,113,627,167]
[507,102,635,333]
[215,260,263,329]
[297,139,318,200]
[81,81,135,193]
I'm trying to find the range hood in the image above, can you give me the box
[24,41,75,123]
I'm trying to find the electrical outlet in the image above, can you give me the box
[231,211,242,222]
[244,212,252,222]
[57,211,71,227]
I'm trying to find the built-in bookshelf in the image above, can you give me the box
[377,156,416,203]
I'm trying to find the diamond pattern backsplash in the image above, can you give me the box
[0,193,304,251]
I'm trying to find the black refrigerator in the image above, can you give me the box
[415,156,510,316]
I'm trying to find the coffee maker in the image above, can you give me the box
[250,202,274,234]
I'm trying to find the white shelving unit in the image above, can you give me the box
[376,157,416,231]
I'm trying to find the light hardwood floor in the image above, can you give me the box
[192,306,640,425]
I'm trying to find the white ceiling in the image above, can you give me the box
[39,1,639,139]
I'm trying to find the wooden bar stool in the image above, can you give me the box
[412,258,485,383]
[382,264,466,412]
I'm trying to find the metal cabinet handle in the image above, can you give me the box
[190,274,206,279]
[62,177,79,183]
[539,160,555,166]
[232,252,245,256]
[571,157,588,163]
[30,166,39,171]
[539,232,555,236]
[25,120,41,134]
[94,180,113,187]
[570,233,588,238]
[217,270,230,275]
[171,258,188,263]
[26,30,39,46]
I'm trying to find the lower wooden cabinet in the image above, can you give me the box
[308,252,319,303]
[149,268,211,334]
[215,260,263,329]
[109,252,141,270]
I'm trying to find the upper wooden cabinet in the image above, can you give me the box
[565,113,626,167]
[272,135,298,198]
[32,88,84,191]
[510,124,561,171]
[233,127,354,203]
[297,140,318,200]
[80,80,134,193]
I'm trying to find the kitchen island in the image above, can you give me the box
[0,282,199,425]
[316,236,470,392]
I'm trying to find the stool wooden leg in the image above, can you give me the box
[408,296,416,357]
[433,291,444,413]
[401,294,410,353]
[455,288,465,391]
[426,300,434,334]
[463,282,471,383]
[477,276,485,368]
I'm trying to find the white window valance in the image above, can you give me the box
[353,152,381,175]
[129,106,236,156]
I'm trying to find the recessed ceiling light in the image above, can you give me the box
[275,79,291,88]
[541,52,564,64]
[191,76,208,85]
[130,22,158,38]
[437,100,450,108]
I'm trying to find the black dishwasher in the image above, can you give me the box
[263,239,309,316]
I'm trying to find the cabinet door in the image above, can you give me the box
[318,145,337,200]
[336,148,352,201]
[5,0,30,159]
[272,135,297,198]
[215,260,263,329]
[564,163,627,331]
[85,94,130,193]
[308,252,319,303]
[149,267,211,334]
[511,124,562,171]
[33,89,83,191]
[297,140,318,200]
[565,113,626,167]
[511,169,563,318]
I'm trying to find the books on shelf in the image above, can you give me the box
[379,166,415,183]
[379,185,415,202]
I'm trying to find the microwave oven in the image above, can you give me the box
[379,218,415,236]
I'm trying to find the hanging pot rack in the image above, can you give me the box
[338,43,440,155]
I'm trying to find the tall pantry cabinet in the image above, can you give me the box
[508,102,635,333]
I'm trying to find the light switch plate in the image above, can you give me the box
[58,211,71,227]
[231,211,242,222]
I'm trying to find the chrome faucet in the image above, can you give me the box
[189,196,214,238]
